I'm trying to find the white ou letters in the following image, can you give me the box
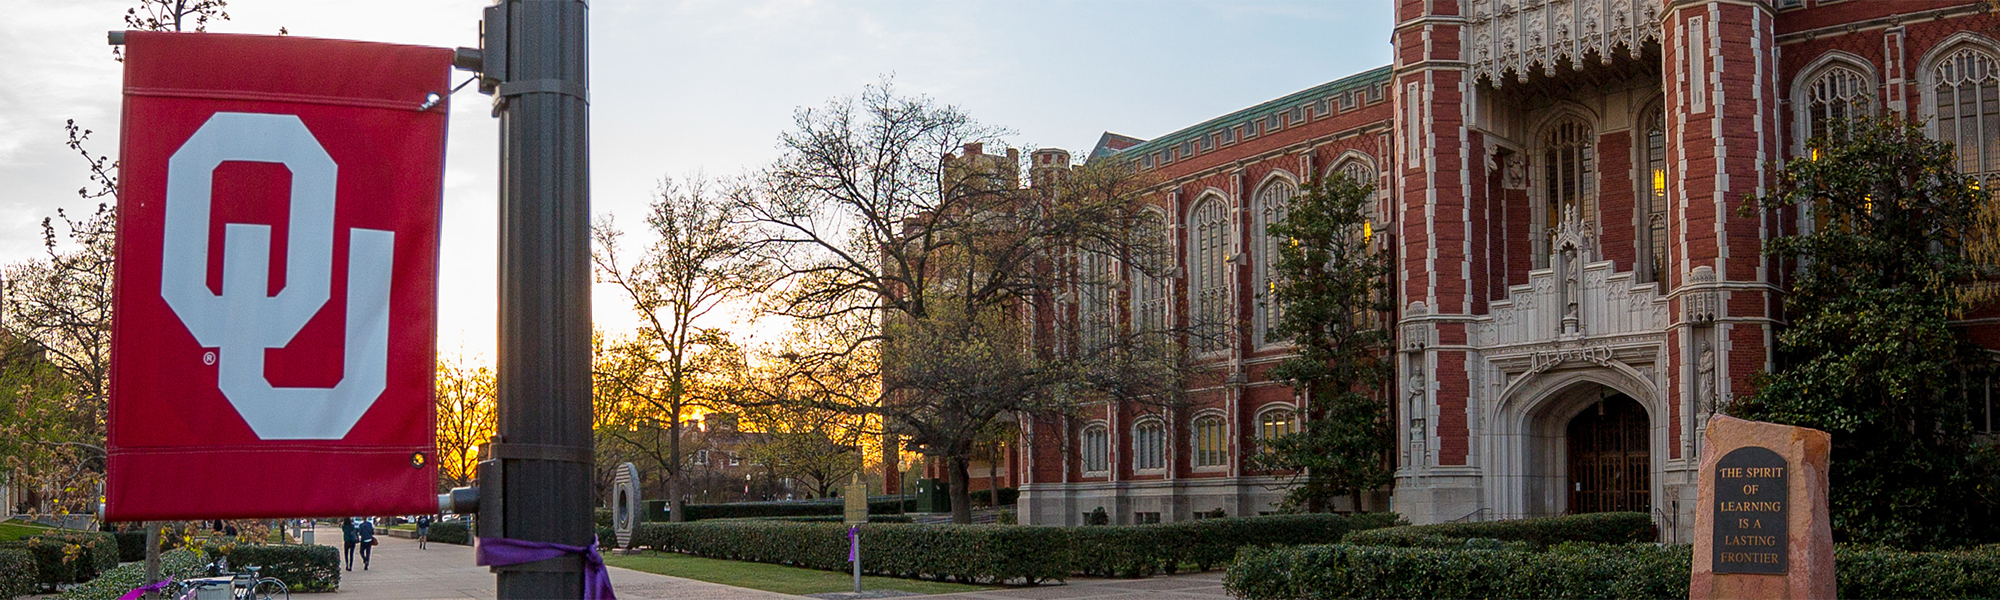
[160,112,392,440]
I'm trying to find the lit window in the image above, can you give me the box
[1192,415,1228,468]
[1258,409,1297,441]
[1641,109,1668,284]
[1133,419,1166,470]
[1082,425,1109,473]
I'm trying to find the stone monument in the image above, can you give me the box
[1690,415,1834,599]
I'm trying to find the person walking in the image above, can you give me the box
[415,515,433,550]
[357,517,377,570]
[340,517,359,572]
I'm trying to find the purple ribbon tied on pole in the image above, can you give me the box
[848,525,859,563]
[118,577,174,600]
[476,536,616,600]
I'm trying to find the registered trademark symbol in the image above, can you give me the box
[203,352,216,366]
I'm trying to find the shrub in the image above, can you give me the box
[219,544,341,592]
[1226,541,2000,599]
[57,548,209,600]
[112,531,147,563]
[674,498,909,521]
[1835,545,2000,599]
[428,522,471,546]
[708,515,913,524]
[0,537,84,589]
[634,520,1070,584]
[1342,512,1654,548]
[33,531,120,579]
[968,487,1019,506]
[594,508,613,528]
[1226,543,1690,600]
[0,548,35,600]
[634,512,1402,583]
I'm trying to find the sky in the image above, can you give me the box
[0,0,1395,363]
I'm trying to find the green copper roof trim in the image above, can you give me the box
[1120,65,1392,160]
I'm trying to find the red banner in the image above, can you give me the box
[107,32,452,521]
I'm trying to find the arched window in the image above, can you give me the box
[1078,249,1115,353]
[1254,178,1298,346]
[1189,195,1231,352]
[1191,414,1228,468]
[1640,108,1668,284]
[1082,424,1109,473]
[1132,419,1166,471]
[1131,210,1171,334]
[1538,117,1595,268]
[1330,156,1378,226]
[1258,408,1297,441]
[1801,65,1873,145]
[1933,45,2000,180]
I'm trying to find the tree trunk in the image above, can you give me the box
[668,415,685,522]
[948,454,974,524]
[986,442,1000,508]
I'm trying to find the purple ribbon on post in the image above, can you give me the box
[847,525,859,563]
[117,577,174,600]
[475,536,616,600]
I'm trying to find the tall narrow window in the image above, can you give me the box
[1331,157,1380,238]
[1192,415,1228,468]
[1803,66,1873,144]
[1132,419,1166,471]
[1641,110,1668,284]
[1934,46,2000,181]
[1078,249,1114,354]
[1190,196,1231,352]
[1082,424,1109,473]
[1132,211,1171,334]
[1254,180,1297,346]
[1539,118,1596,267]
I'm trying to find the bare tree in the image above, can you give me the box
[742,82,1169,522]
[592,177,774,521]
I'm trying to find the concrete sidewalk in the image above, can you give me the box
[309,524,797,599]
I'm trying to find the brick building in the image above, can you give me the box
[1008,0,2000,538]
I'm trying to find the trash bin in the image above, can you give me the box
[301,530,314,546]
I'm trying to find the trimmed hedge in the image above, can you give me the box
[633,512,1402,584]
[636,520,1069,584]
[1342,512,1655,548]
[1227,542,1690,600]
[428,522,471,545]
[711,515,915,524]
[219,544,341,592]
[56,548,209,600]
[1228,540,2000,599]
[0,531,119,590]
[0,548,34,600]
[676,498,909,521]
[112,531,147,563]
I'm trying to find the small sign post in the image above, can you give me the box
[844,477,868,594]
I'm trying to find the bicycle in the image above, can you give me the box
[171,564,290,600]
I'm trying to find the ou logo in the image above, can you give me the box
[161,112,392,440]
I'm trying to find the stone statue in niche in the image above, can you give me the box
[1698,341,1717,414]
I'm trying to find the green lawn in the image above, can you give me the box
[0,520,53,541]
[603,550,993,596]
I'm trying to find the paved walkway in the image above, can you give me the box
[922,573,1232,600]
[304,524,1233,599]
[307,525,795,599]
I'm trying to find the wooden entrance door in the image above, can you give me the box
[1566,394,1650,514]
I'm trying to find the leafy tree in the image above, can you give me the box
[1731,116,1999,549]
[1250,173,1395,513]
[737,403,864,499]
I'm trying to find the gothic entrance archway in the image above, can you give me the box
[1565,394,1650,513]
